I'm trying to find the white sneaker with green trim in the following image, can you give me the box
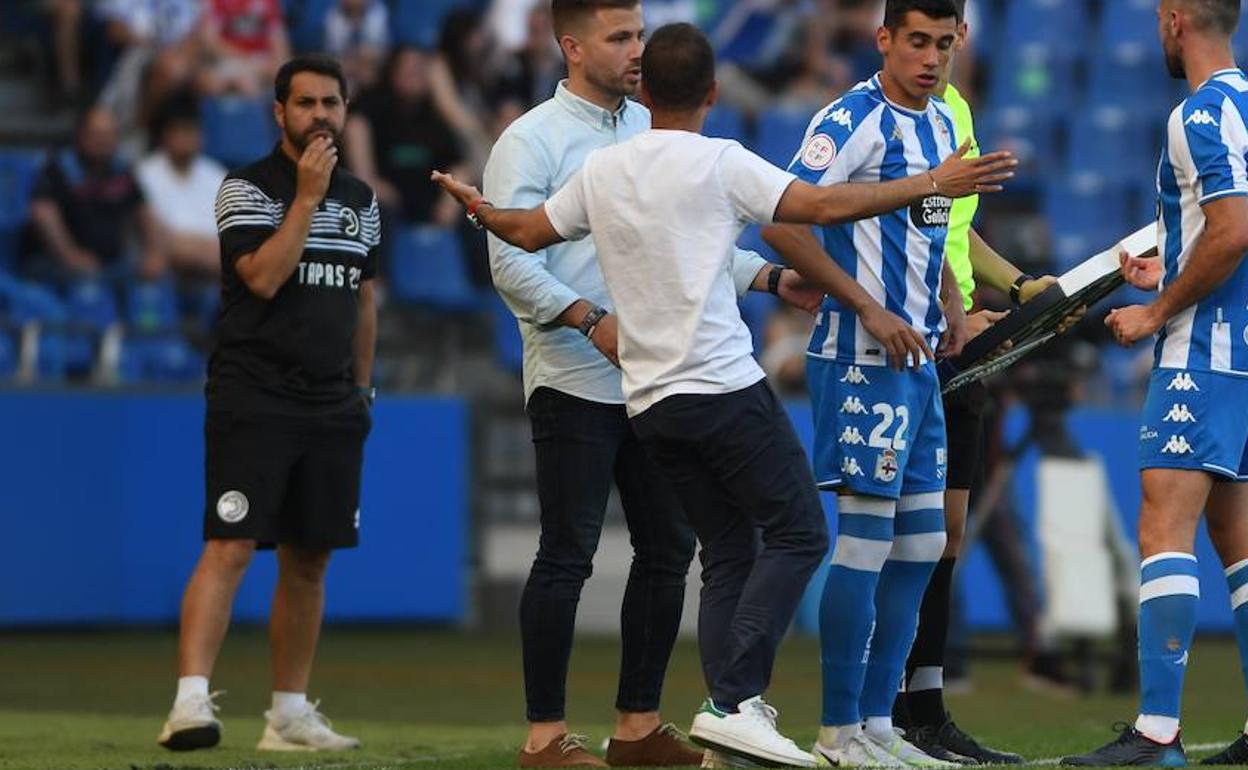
[690,696,814,767]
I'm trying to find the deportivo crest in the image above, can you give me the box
[217,490,249,523]
[801,133,837,171]
[340,206,360,237]
[874,448,899,483]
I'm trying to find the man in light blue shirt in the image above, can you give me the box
[484,1,820,767]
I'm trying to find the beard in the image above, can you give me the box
[585,63,638,101]
[1164,45,1185,79]
[286,121,342,152]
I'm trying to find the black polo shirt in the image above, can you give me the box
[209,144,380,416]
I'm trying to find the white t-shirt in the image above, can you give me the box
[137,152,227,238]
[545,129,796,417]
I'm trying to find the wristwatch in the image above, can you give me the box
[1009,273,1034,306]
[767,265,786,296]
[578,305,609,337]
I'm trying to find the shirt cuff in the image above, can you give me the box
[732,249,769,297]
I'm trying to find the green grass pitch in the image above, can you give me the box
[1,628,1246,769]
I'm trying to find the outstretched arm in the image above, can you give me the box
[431,170,565,253]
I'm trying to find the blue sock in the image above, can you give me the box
[1137,552,1199,722]
[820,495,896,727]
[1225,558,1248,695]
[861,494,946,718]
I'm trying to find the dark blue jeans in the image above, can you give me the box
[521,387,695,722]
[631,380,829,708]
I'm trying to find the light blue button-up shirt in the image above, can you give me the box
[485,80,768,405]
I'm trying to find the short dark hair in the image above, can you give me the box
[550,0,640,40]
[640,23,715,112]
[274,54,348,104]
[1183,0,1240,36]
[883,0,960,30]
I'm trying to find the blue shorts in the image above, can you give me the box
[1140,368,1248,480]
[806,358,947,499]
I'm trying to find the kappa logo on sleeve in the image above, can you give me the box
[1185,109,1218,127]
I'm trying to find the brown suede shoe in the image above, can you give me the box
[606,723,706,767]
[519,733,609,768]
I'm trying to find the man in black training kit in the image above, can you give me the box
[157,54,378,753]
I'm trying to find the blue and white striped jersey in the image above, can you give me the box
[787,74,959,366]
[1155,68,1248,375]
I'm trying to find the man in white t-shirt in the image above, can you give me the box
[432,22,1013,768]
[137,106,227,278]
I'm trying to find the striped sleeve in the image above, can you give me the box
[1179,88,1248,205]
[362,193,381,279]
[787,93,879,186]
[215,177,280,266]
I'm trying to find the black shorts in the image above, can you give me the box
[942,380,988,491]
[203,402,371,549]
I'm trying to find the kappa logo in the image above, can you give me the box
[840,426,867,446]
[339,206,360,237]
[1176,650,1190,667]
[840,366,871,385]
[827,107,853,130]
[217,490,249,523]
[874,448,899,483]
[840,396,868,415]
[1164,403,1197,423]
[1166,372,1200,391]
[841,456,865,477]
[1186,109,1218,127]
[892,124,904,141]
[1162,435,1194,455]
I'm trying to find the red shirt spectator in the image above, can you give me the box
[207,0,283,55]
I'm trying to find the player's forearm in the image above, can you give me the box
[235,198,315,299]
[353,280,376,387]
[941,258,965,311]
[814,174,931,225]
[1152,219,1248,322]
[476,204,560,253]
[968,228,1023,293]
[762,224,879,313]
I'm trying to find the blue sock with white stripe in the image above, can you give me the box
[1135,552,1199,743]
[820,495,896,727]
[1224,558,1248,701]
[861,493,947,719]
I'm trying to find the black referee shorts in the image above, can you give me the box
[203,402,371,549]
[942,379,988,492]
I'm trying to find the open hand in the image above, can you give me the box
[430,170,483,209]
[861,304,933,370]
[1120,249,1162,291]
[930,140,1018,197]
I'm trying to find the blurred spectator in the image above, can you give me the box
[96,0,203,149]
[485,0,541,54]
[137,97,225,279]
[44,0,85,102]
[324,0,391,92]
[197,0,290,97]
[27,106,165,281]
[492,4,563,109]
[344,47,466,226]
[429,9,499,164]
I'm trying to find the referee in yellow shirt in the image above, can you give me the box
[890,1,1060,763]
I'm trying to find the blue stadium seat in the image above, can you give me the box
[1002,0,1091,61]
[753,107,812,168]
[389,225,484,310]
[0,150,43,269]
[6,280,67,325]
[119,335,205,383]
[201,96,278,169]
[704,105,748,144]
[126,280,180,333]
[490,293,523,374]
[286,0,337,52]
[392,0,478,48]
[1065,105,1157,187]
[1043,174,1133,271]
[65,279,119,331]
[976,105,1059,183]
[987,46,1079,118]
[34,331,68,381]
[0,328,16,379]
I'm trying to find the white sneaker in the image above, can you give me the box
[864,728,958,768]
[256,699,361,751]
[690,696,815,768]
[157,691,223,751]
[812,724,906,767]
